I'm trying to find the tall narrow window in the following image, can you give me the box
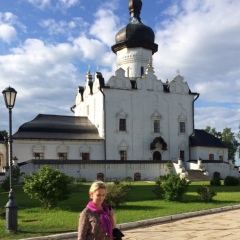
[119,119,126,131]
[209,154,214,160]
[58,152,67,160]
[179,122,186,133]
[33,152,44,159]
[82,153,90,160]
[180,150,185,161]
[153,120,160,133]
[120,150,127,161]
[141,66,144,76]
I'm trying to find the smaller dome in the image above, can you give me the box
[111,0,158,54]
[115,22,155,45]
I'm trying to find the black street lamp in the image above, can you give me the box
[2,86,18,232]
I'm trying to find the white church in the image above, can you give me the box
[0,0,238,181]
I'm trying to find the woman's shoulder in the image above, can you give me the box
[81,207,98,216]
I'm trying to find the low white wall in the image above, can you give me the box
[20,162,170,181]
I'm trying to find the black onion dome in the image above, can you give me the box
[112,0,158,54]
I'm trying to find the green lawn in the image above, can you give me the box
[1,181,240,240]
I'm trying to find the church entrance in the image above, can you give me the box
[153,151,162,161]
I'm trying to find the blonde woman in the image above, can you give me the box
[78,181,116,240]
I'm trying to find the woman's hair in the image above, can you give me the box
[89,180,106,197]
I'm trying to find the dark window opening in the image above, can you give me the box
[119,119,126,131]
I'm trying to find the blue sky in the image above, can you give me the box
[0,0,239,158]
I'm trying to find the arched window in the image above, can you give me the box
[134,172,141,181]
[209,154,214,160]
[97,173,104,181]
[153,151,162,161]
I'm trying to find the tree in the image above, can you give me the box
[205,126,240,162]
[23,165,75,209]
[0,130,8,139]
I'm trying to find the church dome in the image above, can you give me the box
[112,0,158,54]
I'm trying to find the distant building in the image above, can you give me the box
[1,0,238,181]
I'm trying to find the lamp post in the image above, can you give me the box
[2,86,18,232]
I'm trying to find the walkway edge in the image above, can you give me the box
[22,205,240,240]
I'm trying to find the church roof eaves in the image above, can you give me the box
[190,129,228,148]
[13,114,102,141]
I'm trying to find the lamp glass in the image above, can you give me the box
[2,87,17,109]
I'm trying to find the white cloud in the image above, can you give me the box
[0,12,19,43]
[90,8,119,46]
[39,17,88,36]
[26,0,80,10]
[57,0,79,8]
[26,0,51,9]
[0,24,17,43]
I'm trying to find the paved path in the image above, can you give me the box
[24,205,240,240]
[121,208,240,240]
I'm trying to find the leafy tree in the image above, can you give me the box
[205,126,240,162]
[0,130,8,139]
[22,165,75,209]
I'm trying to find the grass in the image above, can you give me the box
[0,181,240,239]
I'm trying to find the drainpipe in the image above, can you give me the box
[189,93,200,161]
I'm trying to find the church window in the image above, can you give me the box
[119,150,127,161]
[153,151,161,161]
[82,153,90,160]
[153,120,160,133]
[119,119,126,131]
[58,152,67,160]
[180,150,185,161]
[141,66,144,76]
[219,156,223,160]
[209,154,214,160]
[179,122,186,133]
[33,152,44,160]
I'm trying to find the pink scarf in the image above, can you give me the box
[87,201,113,238]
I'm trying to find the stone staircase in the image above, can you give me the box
[186,170,211,182]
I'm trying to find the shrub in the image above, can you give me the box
[1,176,10,191]
[152,176,165,198]
[1,166,21,191]
[197,185,217,202]
[124,176,132,183]
[210,177,221,186]
[105,182,130,207]
[161,173,190,201]
[0,207,5,219]
[224,176,240,186]
[22,165,75,209]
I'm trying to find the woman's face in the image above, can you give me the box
[91,188,106,207]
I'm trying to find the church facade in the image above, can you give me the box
[1,0,238,181]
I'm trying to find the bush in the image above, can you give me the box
[197,185,217,202]
[0,207,5,219]
[1,166,21,191]
[105,182,130,207]
[210,177,221,186]
[1,176,10,191]
[161,173,190,201]
[22,165,75,209]
[152,176,165,198]
[224,176,240,186]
